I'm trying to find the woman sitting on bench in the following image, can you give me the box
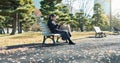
[47,14,75,45]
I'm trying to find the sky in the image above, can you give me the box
[33,0,41,9]
[72,0,80,10]
[112,0,120,12]
[33,0,120,13]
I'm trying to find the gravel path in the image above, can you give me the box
[0,35,120,63]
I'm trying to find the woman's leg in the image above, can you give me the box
[56,30,75,44]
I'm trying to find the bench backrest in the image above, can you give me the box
[93,26,102,33]
[39,17,52,36]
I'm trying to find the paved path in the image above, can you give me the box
[0,35,120,63]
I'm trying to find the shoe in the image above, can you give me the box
[65,40,68,43]
[69,42,75,45]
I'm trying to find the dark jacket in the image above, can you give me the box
[47,20,59,33]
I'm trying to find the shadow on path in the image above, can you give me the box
[6,42,68,50]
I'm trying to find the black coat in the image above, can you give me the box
[47,20,59,33]
[47,20,71,40]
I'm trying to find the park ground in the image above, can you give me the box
[0,31,98,47]
[0,31,120,63]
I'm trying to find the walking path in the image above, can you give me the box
[0,35,120,63]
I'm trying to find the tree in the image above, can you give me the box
[55,5,70,23]
[0,0,20,35]
[0,15,6,34]
[40,0,79,32]
[112,16,120,29]
[92,3,109,30]
[0,0,35,35]
[40,0,62,20]
[75,12,89,32]
[54,4,78,31]
[15,0,34,33]
[4,16,13,34]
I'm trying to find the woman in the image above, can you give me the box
[47,14,75,45]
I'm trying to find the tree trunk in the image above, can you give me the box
[18,20,20,33]
[2,28,5,34]
[20,22,22,33]
[80,26,83,32]
[7,27,9,34]
[10,20,16,35]
[10,13,17,35]
[19,22,22,33]
[79,22,84,32]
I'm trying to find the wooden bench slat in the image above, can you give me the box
[94,26,102,33]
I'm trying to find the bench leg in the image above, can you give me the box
[98,33,101,38]
[100,33,106,37]
[95,33,97,38]
[56,37,60,43]
[95,33,101,38]
[100,33,103,38]
[104,33,106,37]
[42,36,46,44]
[95,33,102,38]
[51,36,56,44]
[42,36,56,44]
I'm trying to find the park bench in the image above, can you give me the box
[113,27,119,35]
[93,26,106,38]
[38,17,61,44]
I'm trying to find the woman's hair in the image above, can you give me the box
[48,14,56,21]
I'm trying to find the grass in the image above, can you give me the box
[0,31,112,47]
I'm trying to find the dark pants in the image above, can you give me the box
[53,30,71,40]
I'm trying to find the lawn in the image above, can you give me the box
[0,31,111,47]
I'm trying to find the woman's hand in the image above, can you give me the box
[58,22,64,26]
[57,22,64,29]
